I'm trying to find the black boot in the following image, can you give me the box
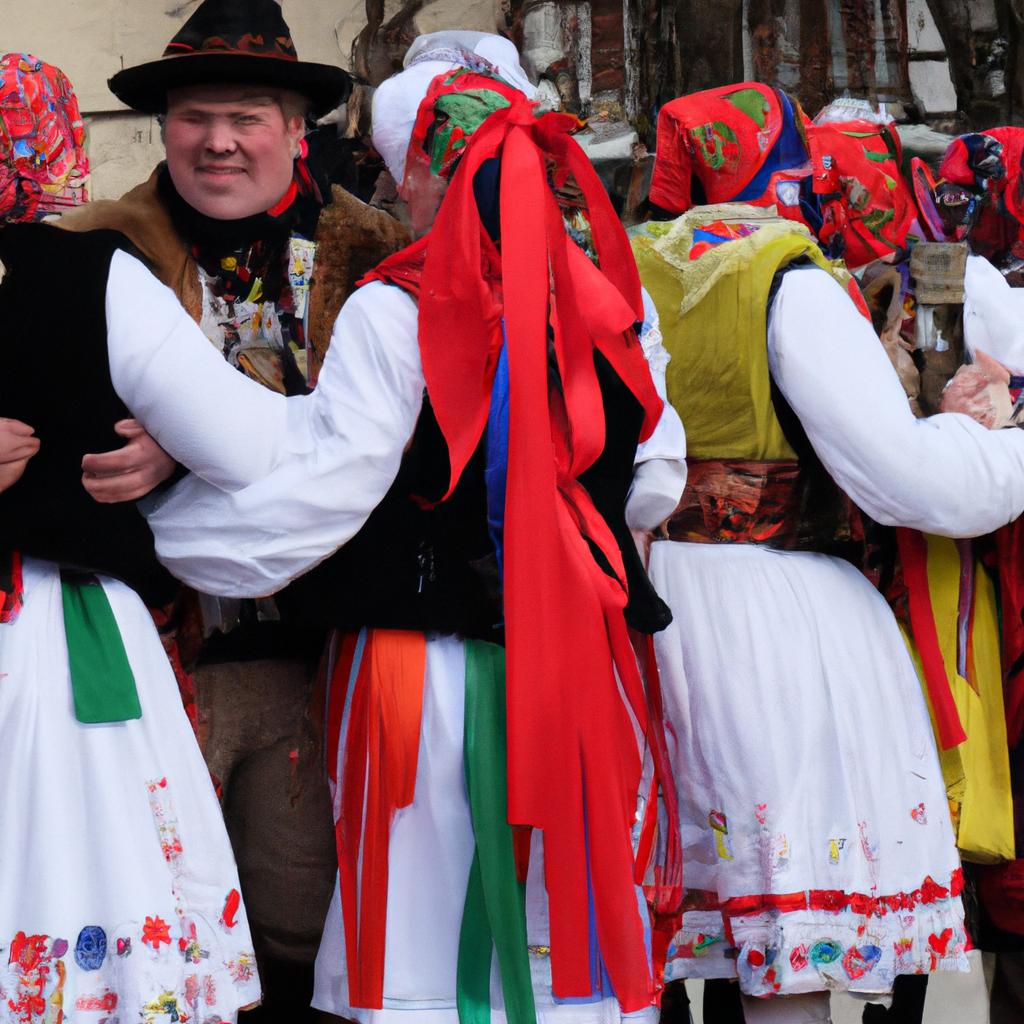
[862,975,928,1024]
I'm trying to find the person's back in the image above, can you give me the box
[635,206,1024,1022]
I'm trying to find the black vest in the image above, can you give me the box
[0,223,178,606]
[276,349,672,637]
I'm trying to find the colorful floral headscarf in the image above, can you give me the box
[0,53,89,222]
[404,66,523,185]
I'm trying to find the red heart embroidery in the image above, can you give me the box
[928,928,953,956]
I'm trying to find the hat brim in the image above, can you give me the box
[109,53,352,118]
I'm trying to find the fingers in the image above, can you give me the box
[0,434,39,464]
[81,427,177,503]
[0,418,36,437]
[0,418,40,465]
[81,444,142,477]
[0,457,31,494]
[974,349,1012,384]
[81,469,155,504]
[114,418,145,438]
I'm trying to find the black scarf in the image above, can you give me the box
[156,134,332,303]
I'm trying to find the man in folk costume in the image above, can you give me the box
[632,167,1024,1019]
[144,31,687,1023]
[3,0,408,1013]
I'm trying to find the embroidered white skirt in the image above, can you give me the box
[648,540,969,998]
[0,558,261,1023]
[312,634,656,1024]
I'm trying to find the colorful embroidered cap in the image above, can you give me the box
[807,118,923,267]
[372,31,537,189]
[0,53,89,222]
[108,0,350,118]
[649,82,812,218]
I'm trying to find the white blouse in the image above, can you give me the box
[963,253,1024,374]
[106,259,685,597]
[768,266,1024,538]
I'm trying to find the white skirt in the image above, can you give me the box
[648,540,969,998]
[0,558,261,1023]
[312,634,655,1024]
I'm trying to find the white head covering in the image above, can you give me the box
[372,31,536,186]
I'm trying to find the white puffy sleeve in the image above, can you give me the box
[105,248,298,490]
[625,289,687,530]
[963,253,1024,374]
[768,266,1024,538]
[147,281,424,597]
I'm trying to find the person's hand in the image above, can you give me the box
[0,418,39,493]
[940,350,1015,428]
[81,419,176,503]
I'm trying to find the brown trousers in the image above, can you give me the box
[195,657,337,965]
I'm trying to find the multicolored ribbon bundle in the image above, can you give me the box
[415,97,665,1010]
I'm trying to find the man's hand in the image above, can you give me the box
[82,419,176,503]
[940,350,1015,428]
[0,418,40,493]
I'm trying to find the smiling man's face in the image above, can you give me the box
[164,83,305,220]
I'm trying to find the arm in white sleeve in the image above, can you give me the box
[626,289,687,531]
[148,281,425,597]
[105,249,294,490]
[768,266,1024,538]
[964,253,1024,374]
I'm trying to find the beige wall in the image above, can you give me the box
[3,0,497,198]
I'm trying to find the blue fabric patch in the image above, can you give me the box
[485,334,510,578]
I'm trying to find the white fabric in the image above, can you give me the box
[963,252,1024,373]
[150,280,686,597]
[372,33,536,186]
[628,293,686,530]
[312,635,655,1024]
[404,32,537,95]
[768,267,1024,537]
[0,557,261,1022]
[149,282,425,596]
[644,265,1024,998]
[106,250,297,491]
[650,542,968,997]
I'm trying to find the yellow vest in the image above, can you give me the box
[632,206,857,461]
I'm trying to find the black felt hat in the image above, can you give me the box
[108,0,351,118]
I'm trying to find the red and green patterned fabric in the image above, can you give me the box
[808,119,922,269]
[939,127,1024,259]
[649,82,813,229]
[402,66,523,186]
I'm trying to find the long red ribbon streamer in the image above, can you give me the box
[896,528,968,749]
[415,104,662,1011]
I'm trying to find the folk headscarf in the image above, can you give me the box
[0,54,89,222]
[355,46,680,1017]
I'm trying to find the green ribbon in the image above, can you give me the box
[457,640,537,1024]
[61,575,141,724]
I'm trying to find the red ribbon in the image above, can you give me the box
[896,527,967,749]
[993,519,1024,748]
[415,102,661,1010]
